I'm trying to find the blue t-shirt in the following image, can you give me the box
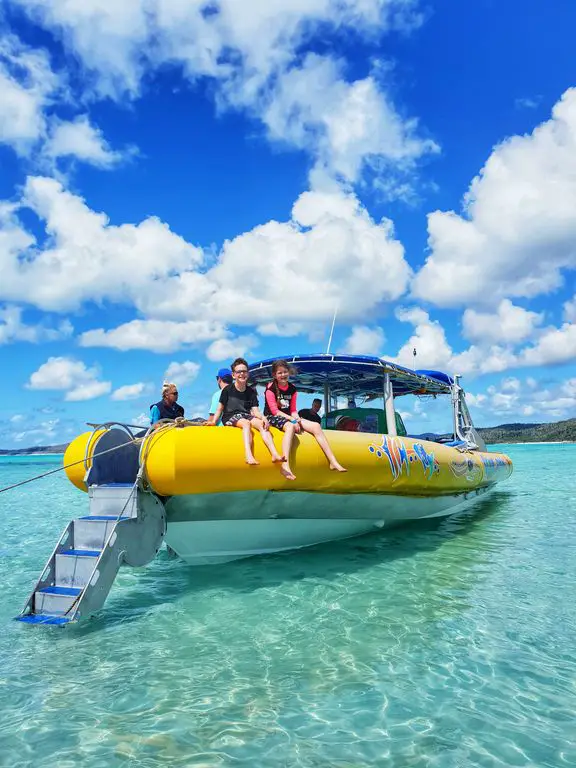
[150,405,161,425]
[209,389,223,426]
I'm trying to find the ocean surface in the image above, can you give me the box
[0,444,575,767]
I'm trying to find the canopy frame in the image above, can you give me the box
[248,354,452,399]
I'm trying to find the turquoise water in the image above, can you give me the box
[0,445,575,767]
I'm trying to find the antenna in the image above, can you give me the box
[325,303,339,355]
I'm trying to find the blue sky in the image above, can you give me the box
[1,0,575,448]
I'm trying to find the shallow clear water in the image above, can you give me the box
[0,445,575,767]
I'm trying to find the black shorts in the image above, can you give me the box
[268,414,292,430]
[224,413,256,426]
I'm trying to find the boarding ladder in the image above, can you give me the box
[16,424,166,625]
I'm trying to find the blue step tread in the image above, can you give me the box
[16,614,72,625]
[38,586,81,596]
[59,549,101,557]
[78,515,130,521]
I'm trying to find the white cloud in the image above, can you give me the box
[0,34,60,152]
[563,297,576,323]
[394,307,454,370]
[0,176,202,312]
[0,35,122,171]
[66,380,111,402]
[12,418,61,444]
[500,377,521,393]
[163,361,201,385]
[200,188,411,324]
[205,335,258,362]
[472,375,576,422]
[340,325,385,355]
[257,53,437,183]
[2,180,412,332]
[393,306,520,376]
[27,356,111,401]
[10,0,431,189]
[462,299,543,344]
[257,322,306,337]
[412,88,576,306]
[519,322,576,367]
[0,304,73,344]
[80,319,226,353]
[44,115,131,168]
[132,412,151,428]
[111,382,150,401]
[515,96,541,110]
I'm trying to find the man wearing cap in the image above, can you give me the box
[206,368,232,425]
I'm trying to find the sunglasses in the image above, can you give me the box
[234,369,249,375]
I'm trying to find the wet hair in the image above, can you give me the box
[270,359,294,404]
[231,357,249,372]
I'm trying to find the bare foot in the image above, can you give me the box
[246,457,260,466]
[271,454,285,463]
[329,463,347,472]
[280,462,296,480]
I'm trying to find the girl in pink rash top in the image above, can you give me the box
[264,359,347,480]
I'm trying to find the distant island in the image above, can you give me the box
[0,419,574,455]
[477,418,576,444]
[0,444,69,456]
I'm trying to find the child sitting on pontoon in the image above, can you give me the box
[211,357,283,466]
[264,359,347,480]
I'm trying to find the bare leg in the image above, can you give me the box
[280,423,296,480]
[237,419,258,465]
[300,419,347,472]
[252,418,283,462]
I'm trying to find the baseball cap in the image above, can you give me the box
[217,367,232,379]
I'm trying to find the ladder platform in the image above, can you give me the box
[38,586,82,596]
[59,549,101,557]
[17,480,165,624]
[16,614,73,625]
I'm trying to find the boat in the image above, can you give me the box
[16,354,513,624]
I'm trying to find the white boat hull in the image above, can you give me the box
[164,486,494,565]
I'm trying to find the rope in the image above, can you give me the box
[0,438,142,495]
[1,416,198,495]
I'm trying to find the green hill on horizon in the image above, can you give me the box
[478,418,576,444]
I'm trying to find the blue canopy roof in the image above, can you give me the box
[249,354,453,398]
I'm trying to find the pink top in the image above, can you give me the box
[265,384,297,416]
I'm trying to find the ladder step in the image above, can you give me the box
[16,614,72,625]
[78,516,130,521]
[60,549,101,557]
[39,586,81,596]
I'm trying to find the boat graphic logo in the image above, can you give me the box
[368,436,439,481]
[481,454,513,479]
[449,457,483,483]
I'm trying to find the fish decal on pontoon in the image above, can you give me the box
[369,436,439,481]
[449,457,483,483]
[481,454,513,480]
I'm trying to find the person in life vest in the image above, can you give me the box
[264,359,347,480]
[211,357,283,466]
[150,382,184,426]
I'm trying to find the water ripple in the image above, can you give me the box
[1,445,575,766]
